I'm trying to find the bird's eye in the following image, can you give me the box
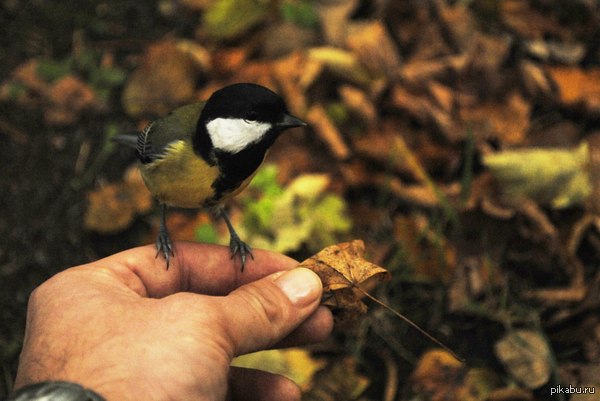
[244,111,258,123]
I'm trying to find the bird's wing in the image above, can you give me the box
[138,102,206,163]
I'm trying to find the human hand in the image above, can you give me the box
[13,243,333,401]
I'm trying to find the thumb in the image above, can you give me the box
[218,267,323,356]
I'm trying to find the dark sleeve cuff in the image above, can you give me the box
[5,381,106,401]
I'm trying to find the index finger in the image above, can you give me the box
[96,242,298,298]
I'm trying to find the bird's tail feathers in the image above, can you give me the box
[112,134,138,149]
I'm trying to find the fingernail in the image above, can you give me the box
[273,268,322,306]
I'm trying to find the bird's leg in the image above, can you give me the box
[220,208,253,271]
[156,204,174,268]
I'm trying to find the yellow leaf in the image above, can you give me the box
[494,330,552,389]
[298,240,391,327]
[483,142,592,208]
[232,348,325,390]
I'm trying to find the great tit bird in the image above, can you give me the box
[114,83,306,269]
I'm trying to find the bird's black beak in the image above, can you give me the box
[277,113,307,129]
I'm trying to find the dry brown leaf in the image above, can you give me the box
[486,387,533,401]
[9,59,48,93]
[494,330,552,389]
[303,356,369,401]
[519,60,553,99]
[410,349,498,401]
[273,52,312,115]
[398,54,469,85]
[157,211,211,244]
[338,85,377,126]
[299,240,390,327]
[122,39,199,117]
[313,0,358,46]
[548,67,600,114]
[459,92,530,145]
[390,85,463,142]
[306,104,351,160]
[352,129,416,178]
[211,47,249,76]
[346,20,401,78]
[84,166,152,234]
[409,349,466,401]
[500,0,570,40]
[394,215,457,283]
[84,183,136,234]
[427,81,454,113]
[437,1,475,51]
[307,47,372,85]
[407,22,453,62]
[45,76,97,126]
[262,22,319,59]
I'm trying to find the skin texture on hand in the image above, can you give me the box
[14,243,333,401]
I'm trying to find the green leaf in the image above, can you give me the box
[195,223,219,244]
[90,66,127,88]
[236,165,351,253]
[280,0,319,28]
[37,58,73,82]
[203,0,273,40]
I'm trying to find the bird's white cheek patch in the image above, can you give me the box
[206,118,271,154]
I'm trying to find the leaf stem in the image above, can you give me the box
[358,288,465,363]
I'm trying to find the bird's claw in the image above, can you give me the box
[156,226,174,269]
[229,234,253,271]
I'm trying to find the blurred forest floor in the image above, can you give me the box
[2,1,600,400]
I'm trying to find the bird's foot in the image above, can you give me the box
[156,226,174,269]
[229,233,253,271]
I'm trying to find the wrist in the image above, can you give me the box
[6,381,105,401]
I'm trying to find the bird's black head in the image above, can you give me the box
[195,83,306,156]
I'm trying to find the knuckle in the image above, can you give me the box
[240,282,290,328]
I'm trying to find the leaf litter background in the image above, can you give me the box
[2,0,600,400]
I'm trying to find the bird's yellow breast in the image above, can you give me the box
[140,140,220,208]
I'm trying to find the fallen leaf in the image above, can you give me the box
[548,67,600,114]
[409,349,466,401]
[237,167,351,254]
[494,330,552,389]
[211,47,249,76]
[455,368,502,401]
[390,84,463,142]
[303,356,369,401]
[459,92,530,145]
[84,166,152,234]
[298,240,391,327]
[202,0,271,40]
[308,47,372,85]
[338,85,377,126]
[121,39,199,117]
[437,1,475,51]
[524,39,586,64]
[232,348,326,391]
[519,61,553,99]
[483,142,592,208]
[486,387,533,401]
[306,103,351,160]
[394,215,457,283]
[500,0,569,40]
[45,75,96,126]
[84,183,136,234]
[263,22,319,59]
[346,20,401,78]
[273,52,313,115]
[313,0,358,46]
